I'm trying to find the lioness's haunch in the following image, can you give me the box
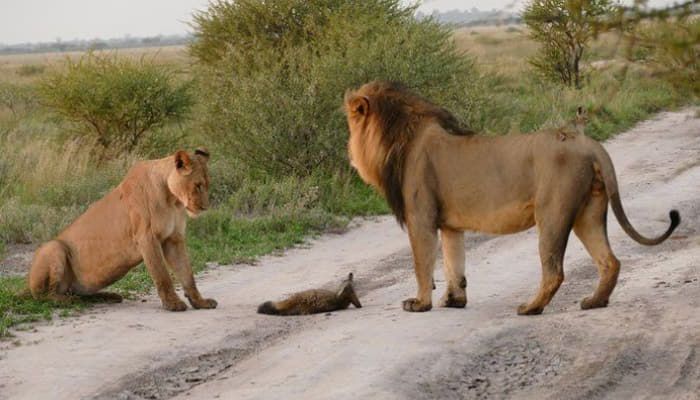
[27,149,217,311]
[344,81,680,315]
[257,273,362,316]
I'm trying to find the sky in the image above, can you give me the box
[0,0,683,45]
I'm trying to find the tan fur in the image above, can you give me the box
[27,149,217,311]
[558,106,588,141]
[257,273,362,316]
[344,81,679,315]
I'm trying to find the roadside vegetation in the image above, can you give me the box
[1,0,698,337]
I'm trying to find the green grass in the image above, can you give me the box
[0,277,89,337]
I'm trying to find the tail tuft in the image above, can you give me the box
[257,301,278,315]
[669,210,681,231]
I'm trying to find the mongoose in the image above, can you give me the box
[257,273,362,315]
[558,106,589,141]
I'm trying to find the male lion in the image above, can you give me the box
[343,81,679,315]
[28,149,217,311]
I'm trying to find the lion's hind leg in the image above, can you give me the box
[573,193,620,310]
[517,221,570,316]
[28,240,74,302]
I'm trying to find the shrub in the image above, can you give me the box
[16,64,45,77]
[523,0,615,88]
[38,52,194,158]
[191,0,484,177]
[0,82,37,117]
[636,17,699,94]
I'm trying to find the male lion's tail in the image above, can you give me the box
[593,144,680,245]
[257,301,281,315]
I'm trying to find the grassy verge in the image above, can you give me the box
[0,277,90,337]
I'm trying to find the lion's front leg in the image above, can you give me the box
[163,236,217,310]
[439,228,467,308]
[139,236,188,311]
[404,223,438,312]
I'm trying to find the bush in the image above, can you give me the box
[38,53,194,158]
[523,0,615,88]
[636,18,699,94]
[191,0,484,177]
[16,64,46,77]
[0,82,37,117]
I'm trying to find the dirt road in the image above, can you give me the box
[1,109,699,400]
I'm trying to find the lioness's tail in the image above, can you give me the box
[257,301,281,315]
[593,145,680,245]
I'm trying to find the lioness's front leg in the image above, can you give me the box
[163,236,217,309]
[139,236,187,311]
[404,223,438,312]
[440,229,467,308]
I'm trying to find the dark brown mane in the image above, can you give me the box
[356,81,475,227]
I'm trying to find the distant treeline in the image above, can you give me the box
[416,8,522,27]
[0,34,191,55]
[1,8,524,56]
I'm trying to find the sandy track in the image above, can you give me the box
[1,109,699,400]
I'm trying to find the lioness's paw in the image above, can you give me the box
[440,292,467,308]
[194,298,218,309]
[163,299,188,312]
[517,303,543,316]
[580,296,608,310]
[402,298,432,312]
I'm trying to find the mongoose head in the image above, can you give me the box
[574,106,588,135]
[338,272,362,308]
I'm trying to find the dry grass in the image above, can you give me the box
[0,45,190,84]
[454,25,628,77]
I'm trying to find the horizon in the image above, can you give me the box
[0,0,682,46]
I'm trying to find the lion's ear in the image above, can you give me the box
[349,96,370,117]
[174,150,193,175]
[194,147,210,163]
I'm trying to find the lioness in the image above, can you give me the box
[343,81,679,315]
[28,149,217,311]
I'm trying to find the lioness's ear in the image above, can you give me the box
[174,150,192,174]
[349,96,369,117]
[194,147,210,163]
[348,272,354,281]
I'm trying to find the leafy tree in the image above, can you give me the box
[523,0,615,88]
[190,0,483,177]
[600,0,699,95]
[39,53,193,158]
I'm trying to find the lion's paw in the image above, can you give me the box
[194,298,218,309]
[440,292,467,308]
[402,298,432,312]
[163,298,188,312]
[580,296,608,310]
[517,303,543,316]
